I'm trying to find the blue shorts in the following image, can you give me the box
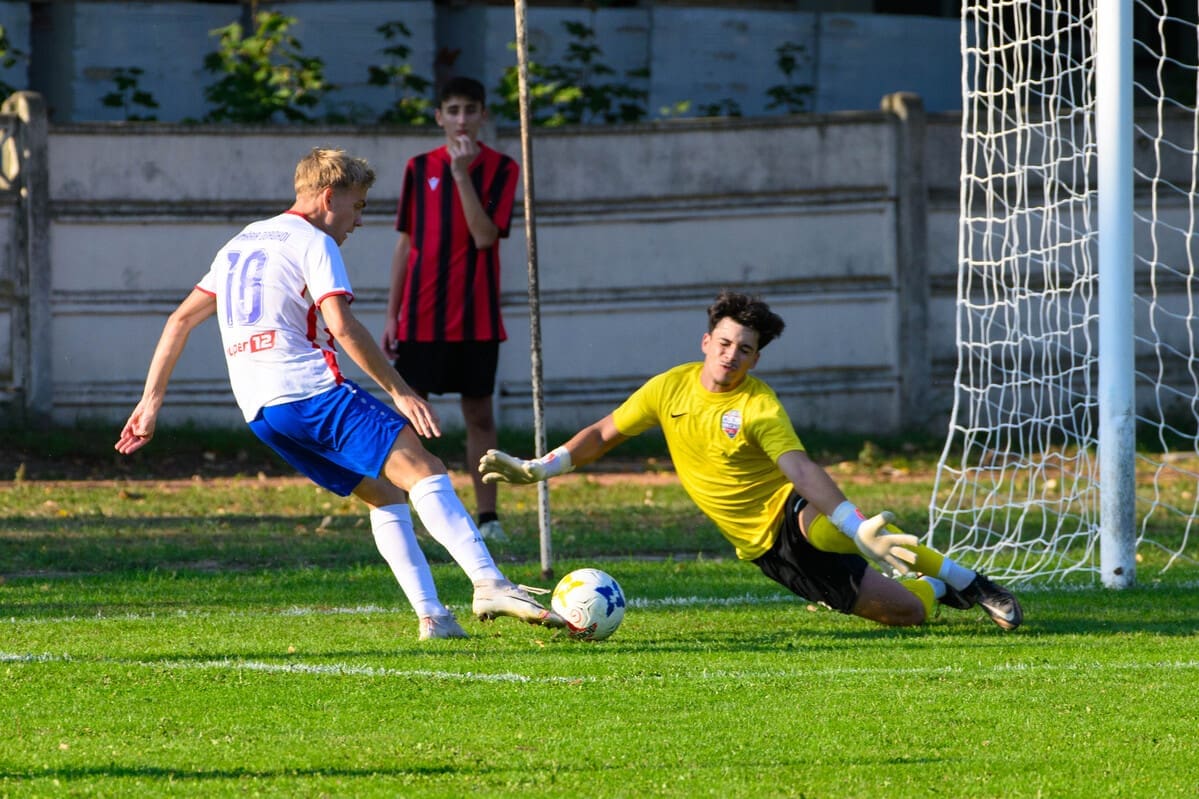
[248,380,406,496]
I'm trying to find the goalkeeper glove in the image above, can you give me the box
[830,501,919,575]
[479,446,573,485]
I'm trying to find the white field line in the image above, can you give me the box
[5,577,1195,628]
[3,649,1199,686]
[2,578,1135,628]
[6,580,1197,629]
[7,588,1199,686]
[0,651,579,683]
[1,593,800,626]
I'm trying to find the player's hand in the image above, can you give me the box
[853,511,919,575]
[393,392,441,439]
[381,318,398,359]
[114,402,158,455]
[479,449,547,485]
[447,134,479,176]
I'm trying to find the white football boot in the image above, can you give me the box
[472,579,566,628]
[418,613,469,640]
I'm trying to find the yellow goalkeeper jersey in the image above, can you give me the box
[612,362,804,560]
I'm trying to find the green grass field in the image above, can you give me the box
[3,430,1199,798]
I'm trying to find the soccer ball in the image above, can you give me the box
[551,568,626,641]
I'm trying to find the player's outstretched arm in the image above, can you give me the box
[479,448,571,484]
[115,289,216,455]
[479,414,629,485]
[776,449,919,573]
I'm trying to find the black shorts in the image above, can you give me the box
[393,340,500,398]
[752,492,868,614]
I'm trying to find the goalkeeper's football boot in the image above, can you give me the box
[938,582,974,611]
[472,579,566,628]
[419,613,469,641]
[942,573,1023,630]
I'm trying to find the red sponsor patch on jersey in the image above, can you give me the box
[249,331,277,352]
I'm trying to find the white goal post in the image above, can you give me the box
[930,0,1199,585]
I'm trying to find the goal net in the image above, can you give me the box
[929,1,1199,583]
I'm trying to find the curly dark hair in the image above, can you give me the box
[706,290,786,350]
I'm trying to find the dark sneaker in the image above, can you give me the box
[940,582,974,610]
[944,573,1023,630]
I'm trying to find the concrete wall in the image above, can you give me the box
[9,101,1194,436]
[39,105,943,434]
[0,2,961,124]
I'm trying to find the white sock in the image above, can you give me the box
[368,504,449,618]
[938,558,977,591]
[408,474,504,583]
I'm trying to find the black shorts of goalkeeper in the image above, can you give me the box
[752,492,868,614]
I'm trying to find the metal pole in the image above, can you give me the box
[513,0,553,582]
[1097,0,1136,588]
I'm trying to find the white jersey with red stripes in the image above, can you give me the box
[197,211,351,422]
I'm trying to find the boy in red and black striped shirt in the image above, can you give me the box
[383,76,520,543]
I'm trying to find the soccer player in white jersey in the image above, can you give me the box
[116,147,563,640]
[481,291,1023,631]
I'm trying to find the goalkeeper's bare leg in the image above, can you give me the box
[850,569,928,626]
[757,502,927,627]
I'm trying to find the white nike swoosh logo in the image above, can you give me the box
[982,602,1017,621]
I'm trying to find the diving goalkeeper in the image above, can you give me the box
[479,290,1022,630]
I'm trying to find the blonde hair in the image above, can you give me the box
[294,147,376,196]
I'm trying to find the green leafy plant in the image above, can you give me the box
[493,20,648,127]
[100,67,160,121]
[696,98,742,118]
[765,41,814,113]
[201,11,330,124]
[366,20,434,125]
[0,23,28,98]
[657,99,692,118]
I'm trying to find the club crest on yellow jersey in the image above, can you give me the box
[721,409,742,439]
